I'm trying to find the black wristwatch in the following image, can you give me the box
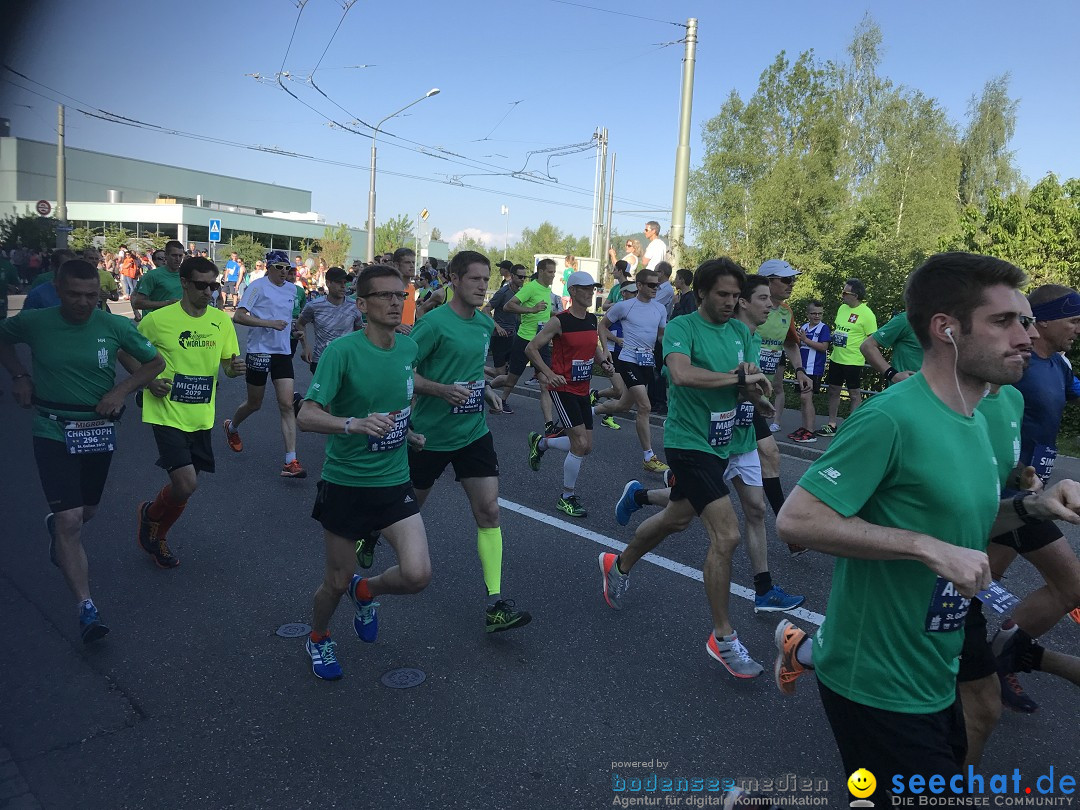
[1012,491,1040,525]
[795,368,807,377]
[883,367,898,382]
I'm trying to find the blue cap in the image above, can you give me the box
[265,249,290,267]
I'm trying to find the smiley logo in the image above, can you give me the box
[847,768,876,798]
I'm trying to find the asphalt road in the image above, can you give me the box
[2,333,1079,809]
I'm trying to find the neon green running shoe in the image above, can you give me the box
[557,494,588,518]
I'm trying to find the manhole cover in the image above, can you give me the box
[275,623,312,638]
[380,667,426,689]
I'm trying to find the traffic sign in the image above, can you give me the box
[35,200,51,216]
[208,218,222,243]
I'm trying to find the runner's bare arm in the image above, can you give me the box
[232,308,287,330]
[98,352,165,417]
[990,479,1080,537]
[412,371,472,407]
[296,399,394,437]
[665,352,763,390]
[525,317,564,386]
[0,342,32,407]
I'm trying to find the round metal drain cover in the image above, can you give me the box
[380,667,426,689]
[275,623,312,638]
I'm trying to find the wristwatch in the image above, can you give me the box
[1012,491,1040,525]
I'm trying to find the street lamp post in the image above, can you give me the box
[366,88,440,263]
[501,205,509,260]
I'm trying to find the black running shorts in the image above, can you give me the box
[312,480,419,540]
[989,520,1063,555]
[151,424,215,473]
[957,601,997,683]
[507,334,551,377]
[753,412,772,442]
[825,361,862,389]
[615,357,654,389]
[245,353,294,386]
[489,333,514,368]
[549,390,593,430]
[408,432,500,491]
[665,447,730,515]
[33,436,113,513]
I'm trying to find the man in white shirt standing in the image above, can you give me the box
[641,221,667,271]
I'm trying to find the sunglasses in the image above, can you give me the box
[768,275,796,283]
[514,274,527,279]
[186,279,221,292]
[363,291,408,302]
[642,282,660,289]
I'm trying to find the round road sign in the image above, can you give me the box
[35,200,52,217]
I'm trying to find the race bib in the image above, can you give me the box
[64,419,116,455]
[832,332,848,348]
[451,381,485,415]
[735,400,756,427]
[635,348,655,367]
[247,352,271,373]
[708,408,736,447]
[1032,443,1057,482]
[571,359,594,382]
[924,576,970,632]
[368,407,410,452]
[759,348,782,375]
[975,581,1021,617]
[169,373,214,405]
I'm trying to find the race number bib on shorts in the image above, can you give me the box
[758,348,782,375]
[1032,444,1057,482]
[571,359,594,382]
[735,400,756,428]
[832,332,848,348]
[924,576,970,632]
[451,381,485,415]
[246,352,271,373]
[975,581,1021,616]
[368,407,410,452]
[64,419,117,455]
[708,408,736,447]
[634,348,655,367]
[169,373,215,405]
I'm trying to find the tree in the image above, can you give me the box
[219,233,267,275]
[430,226,443,242]
[374,214,414,256]
[0,212,58,252]
[103,226,135,254]
[319,222,352,268]
[958,75,1021,210]
[67,226,96,252]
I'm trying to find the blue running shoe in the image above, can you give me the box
[305,635,343,680]
[45,513,58,567]
[615,480,644,526]
[348,574,379,643]
[79,602,110,644]
[754,585,805,613]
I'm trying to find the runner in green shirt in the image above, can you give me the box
[775,252,1080,803]
[860,310,925,385]
[132,240,185,314]
[134,257,245,569]
[598,258,775,679]
[295,265,432,681]
[0,259,163,644]
[408,250,531,633]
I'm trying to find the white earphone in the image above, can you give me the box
[945,326,954,337]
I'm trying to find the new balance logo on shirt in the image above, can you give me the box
[818,467,842,484]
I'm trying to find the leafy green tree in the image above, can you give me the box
[430,226,443,242]
[103,226,135,254]
[319,223,352,268]
[0,212,58,252]
[219,234,267,275]
[375,214,414,256]
[67,226,96,252]
[958,75,1021,210]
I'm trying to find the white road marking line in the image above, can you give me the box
[498,498,826,626]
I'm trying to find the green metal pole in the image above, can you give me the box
[669,18,697,269]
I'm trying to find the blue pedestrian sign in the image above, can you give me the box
[208,218,222,243]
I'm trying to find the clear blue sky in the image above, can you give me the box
[3,0,1078,250]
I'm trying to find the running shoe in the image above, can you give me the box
[769,423,780,433]
[787,427,817,444]
[600,415,620,431]
[355,533,379,570]
[754,585,804,613]
[528,431,543,471]
[598,552,629,610]
[557,495,587,518]
[706,631,764,679]
[500,399,514,415]
[306,635,343,680]
[786,543,809,556]
[997,670,1038,713]
[525,377,539,387]
[773,619,810,696]
[136,502,180,569]
[544,421,565,439]
[45,513,58,567]
[79,602,110,645]
[1070,607,1080,625]
[292,391,303,418]
[281,459,307,478]
[814,423,837,437]
[992,621,1039,713]
[348,574,379,643]
[615,481,644,526]
[663,468,676,488]
[642,456,669,474]
[485,599,532,633]
[223,418,243,452]
[589,390,600,408]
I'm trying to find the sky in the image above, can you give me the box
[2,0,1079,252]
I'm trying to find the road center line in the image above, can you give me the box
[498,497,826,626]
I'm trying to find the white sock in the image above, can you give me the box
[644,449,654,462]
[285,452,297,464]
[563,452,583,493]
[544,435,571,453]
[79,598,94,613]
[796,637,814,667]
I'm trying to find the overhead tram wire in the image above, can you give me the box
[544,0,685,27]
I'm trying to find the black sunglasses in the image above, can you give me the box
[514,274,527,279]
[186,279,221,292]
[643,282,660,289]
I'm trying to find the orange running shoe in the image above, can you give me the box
[1069,607,1080,625]
[774,619,810,696]
[281,459,307,478]
[223,419,243,452]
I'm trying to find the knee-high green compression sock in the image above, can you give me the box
[477,526,503,602]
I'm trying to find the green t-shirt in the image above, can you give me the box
[829,301,877,365]
[138,303,240,432]
[871,312,924,374]
[29,270,54,290]
[306,330,417,488]
[410,303,494,452]
[134,266,183,303]
[0,260,20,319]
[605,283,622,306]
[661,312,755,459]
[799,374,1001,714]
[978,385,1023,487]
[293,284,306,319]
[755,302,793,376]
[0,307,158,442]
[514,280,551,340]
[732,329,765,448]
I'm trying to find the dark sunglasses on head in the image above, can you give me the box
[643,282,660,289]
[186,279,221,292]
